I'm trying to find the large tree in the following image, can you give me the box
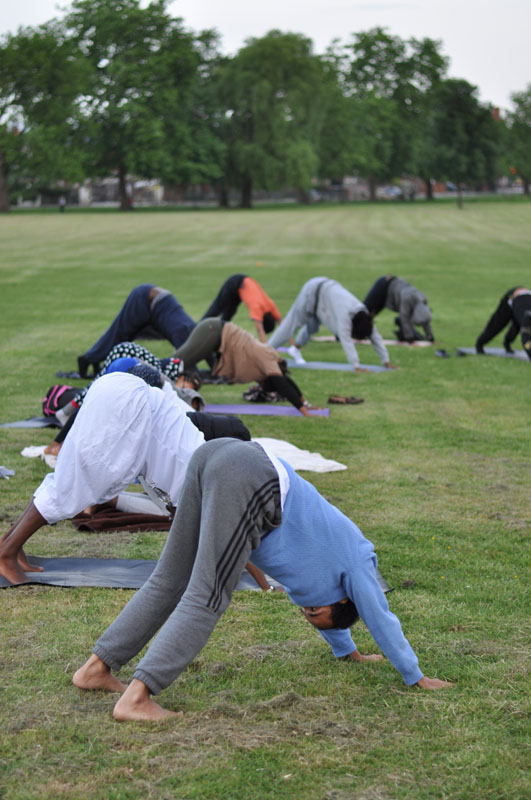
[326,28,448,199]
[421,78,500,207]
[218,30,328,207]
[506,85,531,196]
[64,0,201,209]
[167,32,227,195]
[0,22,87,211]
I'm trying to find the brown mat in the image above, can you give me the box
[71,508,171,533]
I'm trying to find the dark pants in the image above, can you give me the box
[475,288,530,354]
[394,316,426,342]
[201,274,247,321]
[172,318,223,369]
[364,276,395,316]
[82,285,195,368]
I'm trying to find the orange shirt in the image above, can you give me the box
[238,277,281,322]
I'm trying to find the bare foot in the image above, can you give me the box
[416,676,455,690]
[82,498,117,516]
[17,548,44,573]
[73,654,127,693]
[0,554,31,585]
[113,679,183,722]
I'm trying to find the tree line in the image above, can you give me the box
[1,0,530,212]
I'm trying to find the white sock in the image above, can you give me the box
[288,345,306,363]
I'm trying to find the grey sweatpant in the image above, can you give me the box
[93,439,281,695]
[268,277,324,349]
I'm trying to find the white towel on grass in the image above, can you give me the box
[252,437,346,473]
[21,445,57,469]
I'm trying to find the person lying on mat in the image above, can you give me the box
[77,284,196,378]
[172,318,321,416]
[201,274,282,343]
[363,276,434,343]
[267,277,394,372]
[73,436,453,722]
[475,286,531,358]
[0,371,252,586]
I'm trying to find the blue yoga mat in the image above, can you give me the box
[457,347,528,362]
[204,404,329,417]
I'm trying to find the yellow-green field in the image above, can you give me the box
[1,200,529,799]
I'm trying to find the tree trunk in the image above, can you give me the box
[523,177,530,197]
[218,182,229,208]
[368,175,377,202]
[118,164,132,210]
[240,176,253,209]
[0,150,9,212]
[457,182,464,209]
[424,179,434,201]
[297,189,310,204]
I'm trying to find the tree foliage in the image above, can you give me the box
[420,79,500,206]
[0,22,87,210]
[506,85,531,195]
[0,11,516,211]
[218,30,328,206]
[63,0,201,208]
[325,27,448,198]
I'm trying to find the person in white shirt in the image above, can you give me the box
[0,372,207,586]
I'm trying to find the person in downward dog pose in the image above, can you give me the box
[74,437,453,722]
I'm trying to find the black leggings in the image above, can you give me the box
[201,274,247,321]
[476,288,531,355]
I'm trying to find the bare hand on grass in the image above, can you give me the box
[347,650,383,663]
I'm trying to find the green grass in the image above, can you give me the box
[0,200,530,799]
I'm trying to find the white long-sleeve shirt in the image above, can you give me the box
[33,372,205,523]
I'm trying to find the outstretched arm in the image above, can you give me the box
[253,318,268,343]
[0,501,48,584]
[245,562,274,591]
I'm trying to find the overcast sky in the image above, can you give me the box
[3,0,530,111]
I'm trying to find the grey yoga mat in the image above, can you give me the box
[0,556,280,591]
[1,556,391,594]
[456,347,528,362]
[284,359,387,372]
[1,416,60,429]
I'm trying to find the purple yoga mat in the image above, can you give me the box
[204,404,329,417]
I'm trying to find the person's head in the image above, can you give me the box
[301,597,359,630]
[412,303,432,327]
[262,311,276,334]
[351,310,373,340]
[126,363,163,389]
[176,370,202,391]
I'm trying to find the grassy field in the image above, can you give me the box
[0,200,530,800]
